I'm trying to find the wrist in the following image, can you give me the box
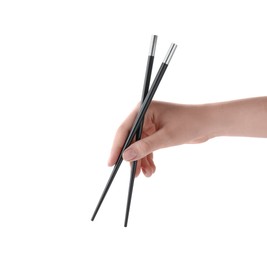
[201,102,229,139]
[202,97,267,139]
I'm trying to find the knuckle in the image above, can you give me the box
[138,139,151,155]
[117,123,128,133]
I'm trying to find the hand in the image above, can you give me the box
[107,101,211,177]
[108,97,267,177]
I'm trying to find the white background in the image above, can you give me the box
[1,0,267,259]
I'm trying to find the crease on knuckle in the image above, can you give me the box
[137,139,151,157]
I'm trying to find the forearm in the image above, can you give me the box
[205,97,267,138]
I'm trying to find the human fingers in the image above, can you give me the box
[107,105,139,166]
[123,129,166,162]
[141,153,155,177]
[130,160,142,177]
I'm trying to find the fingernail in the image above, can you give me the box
[123,149,137,161]
[143,168,151,177]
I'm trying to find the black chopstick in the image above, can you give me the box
[124,35,158,227]
[91,41,177,224]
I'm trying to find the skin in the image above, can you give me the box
[108,97,267,177]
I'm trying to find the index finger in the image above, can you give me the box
[107,104,140,166]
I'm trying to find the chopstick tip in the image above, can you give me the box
[163,43,177,64]
[149,35,158,56]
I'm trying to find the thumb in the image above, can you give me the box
[123,131,164,161]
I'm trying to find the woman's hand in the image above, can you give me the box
[108,97,267,177]
[108,101,211,177]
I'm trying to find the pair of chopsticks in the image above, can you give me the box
[91,35,177,227]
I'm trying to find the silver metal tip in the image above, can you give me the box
[163,43,177,65]
[148,35,158,56]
